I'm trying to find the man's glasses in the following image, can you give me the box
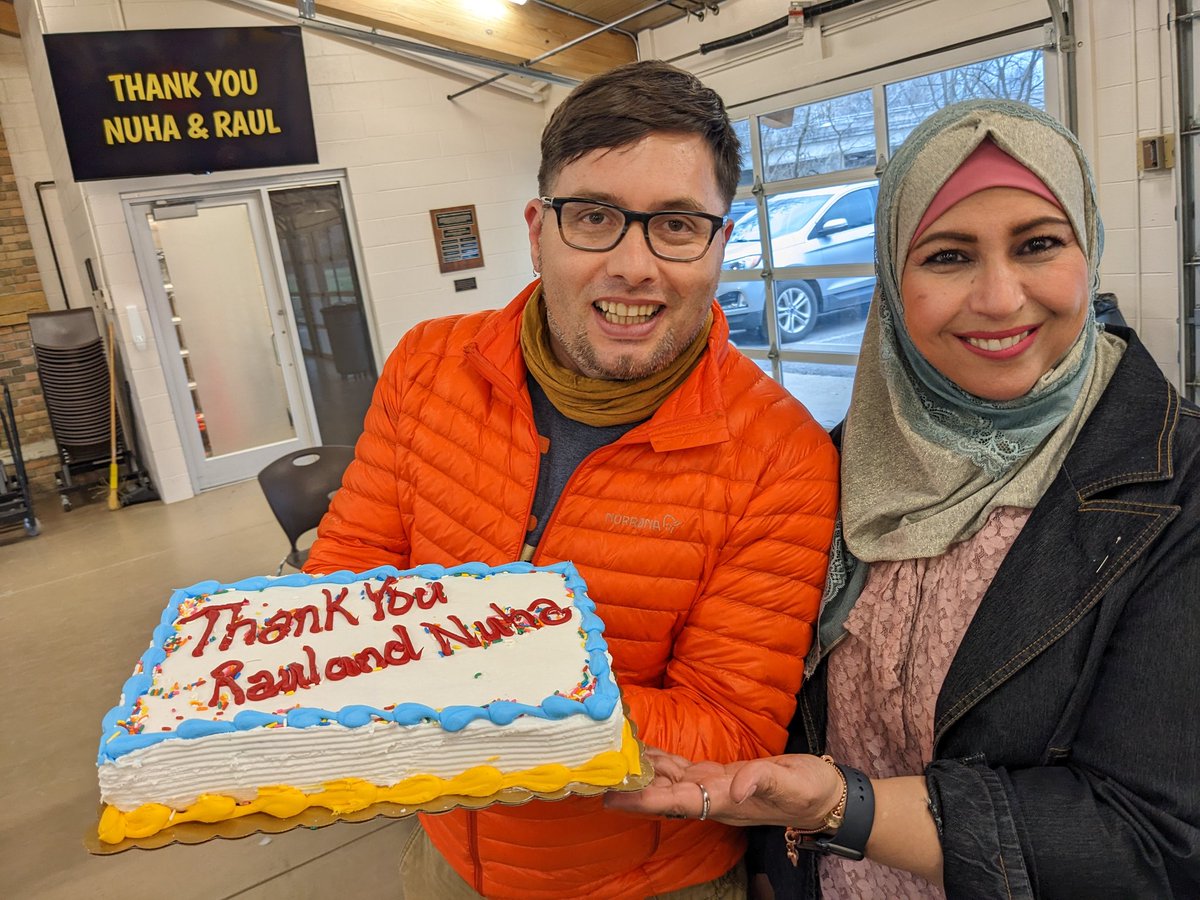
[540,196,727,262]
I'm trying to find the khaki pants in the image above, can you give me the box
[399,826,747,900]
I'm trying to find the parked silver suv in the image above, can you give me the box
[719,181,878,341]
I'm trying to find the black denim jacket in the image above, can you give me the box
[752,328,1200,898]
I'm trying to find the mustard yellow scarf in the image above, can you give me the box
[519,287,711,426]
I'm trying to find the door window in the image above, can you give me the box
[270,184,376,447]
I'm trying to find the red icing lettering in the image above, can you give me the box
[276,662,297,694]
[385,624,422,665]
[245,668,278,701]
[474,614,514,643]
[325,655,358,681]
[488,602,539,631]
[292,605,322,635]
[420,582,448,609]
[388,590,417,616]
[363,576,397,620]
[207,660,245,706]
[218,603,259,651]
[257,608,292,644]
[278,646,320,693]
[421,614,482,657]
[178,601,247,658]
[323,587,358,631]
[364,577,449,620]
[530,598,573,626]
[354,645,386,672]
[305,644,319,684]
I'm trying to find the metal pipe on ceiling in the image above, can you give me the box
[447,0,678,101]
[698,0,871,55]
[298,17,581,88]
[529,0,638,43]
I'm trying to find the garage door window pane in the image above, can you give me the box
[717,278,766,351]
[767,182,877,268]
[733,119,754,188]
[759,90,875,181]
[886,50,1045,153]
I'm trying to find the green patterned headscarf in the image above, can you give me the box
[839,99,1125,562]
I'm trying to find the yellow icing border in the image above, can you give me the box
[98,719,642,844]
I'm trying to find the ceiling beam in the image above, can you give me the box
[0,2,19,38]
[275,0,637,80]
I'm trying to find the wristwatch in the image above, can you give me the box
[784,757,875,863]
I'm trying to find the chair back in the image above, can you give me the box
[257,445,355,567]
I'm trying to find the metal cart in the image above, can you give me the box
[0,382,39,537]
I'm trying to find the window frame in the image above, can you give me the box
[720,27,1061,381]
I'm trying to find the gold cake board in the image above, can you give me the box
[86,716,653,855]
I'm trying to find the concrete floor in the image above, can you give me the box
[0,482,414,900]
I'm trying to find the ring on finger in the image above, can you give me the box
[697,782,711,821]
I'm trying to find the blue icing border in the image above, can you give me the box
[98,561,617,763]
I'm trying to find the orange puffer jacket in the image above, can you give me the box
[306,282,838,898]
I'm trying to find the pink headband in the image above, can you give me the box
[910,139,1064,246]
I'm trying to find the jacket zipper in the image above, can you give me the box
[528,433,645,563]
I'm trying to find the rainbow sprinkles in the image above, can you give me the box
[96,561,641,846]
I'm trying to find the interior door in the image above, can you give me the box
[131,194,316,490]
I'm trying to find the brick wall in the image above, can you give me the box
[0,116,57,494]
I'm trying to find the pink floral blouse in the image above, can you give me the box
[819,506,1032,899]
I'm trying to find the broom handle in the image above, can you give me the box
[107,318,119,509]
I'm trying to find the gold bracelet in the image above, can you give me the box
[784,755,847,866]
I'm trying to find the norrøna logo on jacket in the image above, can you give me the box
[603,511,682,535]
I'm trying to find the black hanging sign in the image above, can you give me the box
[44,26,318,181]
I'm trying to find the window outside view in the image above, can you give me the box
[720,48,1046,426]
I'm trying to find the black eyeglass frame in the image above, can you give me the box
[539,196,727,262]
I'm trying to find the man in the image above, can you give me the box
[305,60,838,898]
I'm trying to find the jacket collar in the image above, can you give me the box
[1059,326,1182,497]
[464,280,733,451]
[934,327,1183,746]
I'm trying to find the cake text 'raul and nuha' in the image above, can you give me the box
[95,563,640,846]
[156,576,576,710]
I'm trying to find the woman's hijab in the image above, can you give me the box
[839,98,1126,564]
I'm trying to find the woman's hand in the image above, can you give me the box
[605,747,843,829]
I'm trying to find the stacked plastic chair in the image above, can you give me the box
[27,309,127,510]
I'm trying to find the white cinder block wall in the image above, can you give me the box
[1076,0,1181,383]
[0,0,1187,502]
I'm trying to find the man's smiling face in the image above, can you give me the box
[524,131,731,380]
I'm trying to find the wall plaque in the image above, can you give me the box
[430,205,484,274]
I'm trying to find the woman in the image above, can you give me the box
[607,98,1200,898]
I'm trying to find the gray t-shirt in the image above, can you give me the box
[523,375,641,553]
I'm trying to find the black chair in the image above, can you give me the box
[257,445,355,575]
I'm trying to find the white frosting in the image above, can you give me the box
[99,568,625,812]
[99,703,625,810]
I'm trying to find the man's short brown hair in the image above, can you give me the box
[537,60,741,211]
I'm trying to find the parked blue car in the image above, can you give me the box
[719,181,878,341]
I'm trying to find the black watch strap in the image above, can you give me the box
[799,764,875,861]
